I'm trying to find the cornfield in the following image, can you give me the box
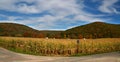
[0,37,120,56]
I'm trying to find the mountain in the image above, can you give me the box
[0,23,63,38]
[0,23,39,37]
[0,22,120,39]
[65,22,120,38]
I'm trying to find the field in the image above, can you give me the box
[0,37,120,56]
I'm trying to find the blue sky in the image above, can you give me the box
[0,0,120,30]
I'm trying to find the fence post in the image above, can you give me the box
[76,39,80,54]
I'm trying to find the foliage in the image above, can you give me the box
[65,22,120,39]
[0,22,120,39]
[0,23,39,37]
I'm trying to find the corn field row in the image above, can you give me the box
[0,37,120,56]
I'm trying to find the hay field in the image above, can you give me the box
[0,37,120,56]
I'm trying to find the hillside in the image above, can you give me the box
[0,23,39,37]
[39,30,63,38]
[0,22,120,39]
[0,23,63,38]
[65,22,120,38]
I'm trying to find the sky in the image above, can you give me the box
[0,0,120,30]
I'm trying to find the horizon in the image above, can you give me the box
[0,21,119,31]
[0,0,120,30]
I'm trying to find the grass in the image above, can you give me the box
[0,37,120,56]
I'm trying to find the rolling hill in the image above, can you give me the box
[0,22,120,39]
[0,23,39,37]
[65,22,120,38]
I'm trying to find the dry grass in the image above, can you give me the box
[0,37,120,56]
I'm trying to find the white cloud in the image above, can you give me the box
[112,8,120,14]
[17,3,39,13]
[99,0,120,14]
[0,0,81,14]
[0,0,107,30]
[0,0,38,13]
[73,15,104,22]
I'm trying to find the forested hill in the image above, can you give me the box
[0,22,120,39]
[0,23,62,38]
[65,22,120,38]
[0,23,39,37]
